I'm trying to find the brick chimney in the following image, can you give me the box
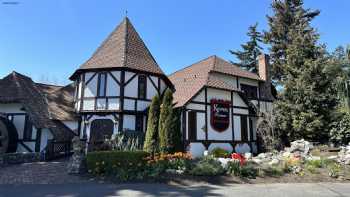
[258,54,270,82]
[257,54,275,101]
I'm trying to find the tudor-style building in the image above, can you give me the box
[169,55,274,157]
[0,17,274,157]
[69,17,173,144]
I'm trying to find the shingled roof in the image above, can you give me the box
[70,17,165,79]
[169,55,263,107]
[0,72,76,140]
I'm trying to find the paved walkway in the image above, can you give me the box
[0,182,350,197]
[0,160,90,184]
[1,161,350,196]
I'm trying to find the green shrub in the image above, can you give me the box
[227,161,258,179]
[86,151,149,181]
[262,165,285,177]
[328,163,342,178]
[320,158,336,168]
[305,165,318,174]
[190,156,225,176]
[305,159,322,168]
[330,112,350,146]
[210,147,230,158]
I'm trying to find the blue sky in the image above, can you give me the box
[0,0,349,85]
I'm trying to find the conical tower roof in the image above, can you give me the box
[70,17,165,79]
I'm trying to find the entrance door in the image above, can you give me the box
[89,119,114,150]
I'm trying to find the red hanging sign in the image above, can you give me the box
[210,99,230,132]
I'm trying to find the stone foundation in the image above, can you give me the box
[0,152,41,165]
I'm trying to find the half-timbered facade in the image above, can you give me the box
[0,17,274,157]
[169,55,274,157]
[69,17,172,143]
[0,72,76,154]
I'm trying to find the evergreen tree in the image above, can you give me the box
[264,0,320,84]
[274,8,340,142]
[158,88,173,153]
[168,108,183,153]
[330,45,350,112]
[230,23,263,73]
[143,94,160,154]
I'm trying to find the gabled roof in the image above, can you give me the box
[70,17,165,79]
[0,72,76,140]
[36,83,77,121]
[169,55,262,107]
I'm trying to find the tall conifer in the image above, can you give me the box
[144,94,161,154]
[230,23,263,73]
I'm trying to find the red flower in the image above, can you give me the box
[231,153,246,166]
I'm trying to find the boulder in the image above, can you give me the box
[290,139,313,155]
[252,158,263,164]
[268,158,279,165]
[282,151,291,158]
[217,158,232,169]
[244,153,252,160]
[327,155,338,160]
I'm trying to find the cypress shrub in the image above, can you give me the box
[158,88,173,153]
[144,94,161,154]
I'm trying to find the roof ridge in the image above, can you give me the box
[204,55,217,84]
[80,18,128,70]
[168,55,216,77]
[123,17,129,68]
[35,82,63,88]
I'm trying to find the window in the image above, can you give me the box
[138,75,147,99]
[98,72,107,97]
[188,111,197,141]
[241,116,248,142]
[240,84,258,99]
[23,116,33,141]
[135,114,144,132]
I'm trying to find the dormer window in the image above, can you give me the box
[241,84,258,99]
[98,72,107,97]
[138,75,147,99]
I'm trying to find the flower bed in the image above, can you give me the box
[86,141,350,183]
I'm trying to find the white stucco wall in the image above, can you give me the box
[196,112,206,140]
[40,128,54,152]
[124,72,138,98]
[147,76,158,100]
[232,92,247,107]
[123,114,135,131]
[187,142,206,158]
[0,103,24,113]
[84,72,98,97]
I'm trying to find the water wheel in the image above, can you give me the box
[0,116,18,154]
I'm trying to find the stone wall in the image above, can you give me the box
[0,152,41,165]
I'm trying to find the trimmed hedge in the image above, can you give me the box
[87,151,149,180]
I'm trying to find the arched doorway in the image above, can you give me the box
[89,119,114,151]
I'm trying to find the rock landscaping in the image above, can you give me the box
[84,140,350,184]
